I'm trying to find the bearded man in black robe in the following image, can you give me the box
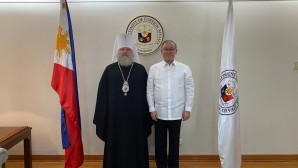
[93,34,153,168]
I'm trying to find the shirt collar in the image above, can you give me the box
[162,60,176,66]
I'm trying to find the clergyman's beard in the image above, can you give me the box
[118,55,134,67]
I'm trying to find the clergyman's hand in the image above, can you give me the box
[150,111,158,121]
[182,111,190,121]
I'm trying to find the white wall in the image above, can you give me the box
[1,1,298,156]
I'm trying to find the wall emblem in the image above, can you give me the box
[126,15,164,55]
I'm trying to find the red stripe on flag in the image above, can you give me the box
[51,63,84,167]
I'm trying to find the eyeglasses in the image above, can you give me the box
[162,48,176,52]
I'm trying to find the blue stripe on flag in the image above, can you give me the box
[65,0,82,129]
[61,108,71,149]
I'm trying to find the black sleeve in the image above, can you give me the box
[141,65,154,137]
[93,67,109,142]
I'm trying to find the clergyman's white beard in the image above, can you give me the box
[118,56,134,67]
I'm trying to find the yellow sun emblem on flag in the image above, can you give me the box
[56,26,70,57]
[226,87,233,95]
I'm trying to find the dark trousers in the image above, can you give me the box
[154,119,182,168]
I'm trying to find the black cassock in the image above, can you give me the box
[93,62,153,168]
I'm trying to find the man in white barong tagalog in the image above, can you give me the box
[147,40,195,168]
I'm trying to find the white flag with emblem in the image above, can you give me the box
[218,0,241,168]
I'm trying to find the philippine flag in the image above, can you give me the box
[51,0,84,167]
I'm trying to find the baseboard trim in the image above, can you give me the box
[242,155,298,162]
[7,154,298,162]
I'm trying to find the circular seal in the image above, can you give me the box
[126,15,164,55]
[219,70,239,115]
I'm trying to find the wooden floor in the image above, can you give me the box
[5,160,298,168]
